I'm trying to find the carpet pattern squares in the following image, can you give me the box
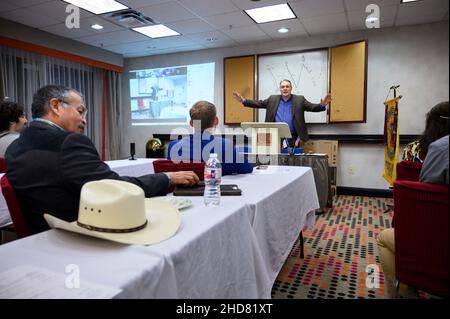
[272,195,394,299]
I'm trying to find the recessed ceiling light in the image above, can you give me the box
[278,27,289,33]
[401,0,422,3]
[62,0,128,15]
[245,3,296,24]
[91,24,104,30]
[132,25,180,38]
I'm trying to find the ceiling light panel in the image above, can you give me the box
[62,0,128,15]
[245,3,296,24]
[132,25,180,38]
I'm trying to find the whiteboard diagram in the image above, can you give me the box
[257,50,328,123]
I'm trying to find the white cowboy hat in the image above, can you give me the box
[44,179,181,245]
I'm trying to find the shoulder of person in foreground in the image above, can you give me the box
[419,135,449,184]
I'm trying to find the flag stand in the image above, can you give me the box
[383,85,402,214]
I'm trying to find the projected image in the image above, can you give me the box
[129,62,215,126]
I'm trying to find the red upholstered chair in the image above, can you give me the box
[0,174,30,239]
[153,160,205,192]
[389,161,423,226]
[0,158,6,173]
[392,180,449,298]
[396,160,423,182]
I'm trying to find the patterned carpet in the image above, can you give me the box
[271,195,394,299]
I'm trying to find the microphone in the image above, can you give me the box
[390,85,400,89]
[130,142,136,160]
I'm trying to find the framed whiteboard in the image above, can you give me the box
[257,49,329,123]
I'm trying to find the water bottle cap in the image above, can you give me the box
[210,153,218,158]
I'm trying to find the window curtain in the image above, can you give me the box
[104,70,122,160]
[0,45,121,160]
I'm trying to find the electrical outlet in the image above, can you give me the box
[348,164,355,175]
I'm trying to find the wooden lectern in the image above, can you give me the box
[241,122,292,155]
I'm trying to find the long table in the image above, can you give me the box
[0,165,319,298]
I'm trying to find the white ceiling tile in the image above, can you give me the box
[123,51,152,58]
[290,0,345,18]
[79,16,124,33]
[137,1,196,23]
[203,10,254,29]
[221,25,268,42]
[124,44,205,57]
[74,34,119,47]
[268,29,308,40]
[105,35,196,52]
[203,39,238,48]
[3,0,53,9]
[302,12,348,35]
[397,0,449,19]
[143,35,197,49]
[344,0,399,12]
[128,43,207,57]
[0,8,61,28]
[40,22,95,38]
[178,0,238,16]
[257,19,307,37]
[395,14,447,26]
[347,4,397,27]
[166,18,215,35]
[103,42,146,54]
[184,30,234,43]
[102,29,150,43]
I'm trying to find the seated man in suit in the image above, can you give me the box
[5,85,198,234]
[167,100,253,175]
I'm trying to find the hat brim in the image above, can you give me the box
[44,199,181,245]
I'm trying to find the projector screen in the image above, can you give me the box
[129,62,215,126]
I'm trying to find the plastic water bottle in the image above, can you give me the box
[204,153,221,206]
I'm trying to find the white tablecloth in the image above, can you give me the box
[105,158,156,176]
[0,159,158,228]
[0,165,319,298]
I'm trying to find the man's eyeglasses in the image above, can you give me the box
[60,100,88,117]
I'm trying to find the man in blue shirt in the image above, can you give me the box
[167,101,253,175]
[233,80,331,147]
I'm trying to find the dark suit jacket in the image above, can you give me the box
[5,120,169,234]
[243,94,325,141]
